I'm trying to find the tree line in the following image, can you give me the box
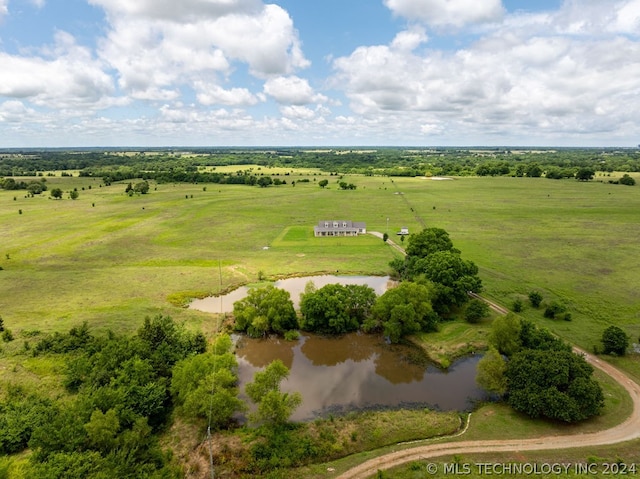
[1,147,639,183]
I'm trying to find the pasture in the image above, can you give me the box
[1,171,639,379]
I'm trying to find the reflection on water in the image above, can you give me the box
[189,275,392,313]
[235,332,486,421]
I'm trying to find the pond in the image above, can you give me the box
[235,332,486,421]
[189,275,393,313]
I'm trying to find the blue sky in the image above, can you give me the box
[0,0,639,147]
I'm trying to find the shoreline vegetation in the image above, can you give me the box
[1,147,639,477]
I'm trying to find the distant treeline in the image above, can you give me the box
[1,147,639,181]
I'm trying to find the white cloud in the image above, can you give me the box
[195,83,259,106]
[280,105,316,120]
[391,27,428,51]
[95,1,308,105]
[0,100,37,122]
[89,0,262,22]
[384,0,504,28]
[263,76,326,105]
[0,31,114,110]
[331,0,640,142]
[0,0,8,20]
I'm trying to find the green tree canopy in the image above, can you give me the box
[405,227,458,259]
[619,174,636,186]
[505,349,604,422]
[489,313,522,356]
[464,298,490,323]
[476,346,507,396]
[170,335,244,429]
[245,360,301,427]
[575,167,595,181]
[233,285,298,338]
[50,188,63,199]
[299,283,376,334]
[413,250,482,313]
[365,281,437,343]
[601,325,629,356]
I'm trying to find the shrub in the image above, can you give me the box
[512,298,523,312]
[619,174,636,186]
[601,326,629,356]
[543,301,566,319]
[465,299,490,323]
[528,291,542,308]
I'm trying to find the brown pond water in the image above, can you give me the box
[189,275,392,313]
[235,332,485,421]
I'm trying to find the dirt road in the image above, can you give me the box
[337,347,640,479]
[357,231,640,478]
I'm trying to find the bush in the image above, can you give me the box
[543,301,566,319]
[619,174,636,186]
[528,291,542,308]
[601,326,629,356]
[512,298,523,312]
[464,299,490,323]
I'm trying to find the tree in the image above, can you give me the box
[601,325,629,356]
[413,250,482,313]
[543,301,566,319]
[84,409,119,453]
[170,336,244,429]
[382,232,389,243]
[525,163,542,177]
[619,174,636,186]
[519,318,571,353]
[299,283,376,334]
[27,180,46,195]
[50,188,63,199]
[366,281,437,343]
[489,313,521,357]
[476,346,507,395]
[257,176,273,188]
[405,227,458,259]
[575,167,595,181]
[505,349,604,422]
[245,360,301,427]
[528,290,542,308]
[465,299,490,323]
[318,179,329,188]
[133,181,149,194]
[233,285,298,337]
[69,189,79,200]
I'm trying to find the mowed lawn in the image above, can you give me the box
[1,172,639,379]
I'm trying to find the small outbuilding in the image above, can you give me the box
[398,227,409,235]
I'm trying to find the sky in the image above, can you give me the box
[1,0,639,147]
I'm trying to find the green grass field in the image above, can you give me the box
[1,172,639,380]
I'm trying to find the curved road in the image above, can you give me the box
[342,235,640,478]
[337,338,640,479]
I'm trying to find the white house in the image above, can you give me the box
[314,220,367,237]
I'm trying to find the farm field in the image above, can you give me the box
[1,171,639,380]
[0,175,640,348]
[2,167,640,477]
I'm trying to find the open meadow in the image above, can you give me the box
[2,168,640,477]
[1,172,639,378]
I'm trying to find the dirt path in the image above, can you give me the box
[337,347,640,479]
[369,231,407,256]
[357,232,640,478]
